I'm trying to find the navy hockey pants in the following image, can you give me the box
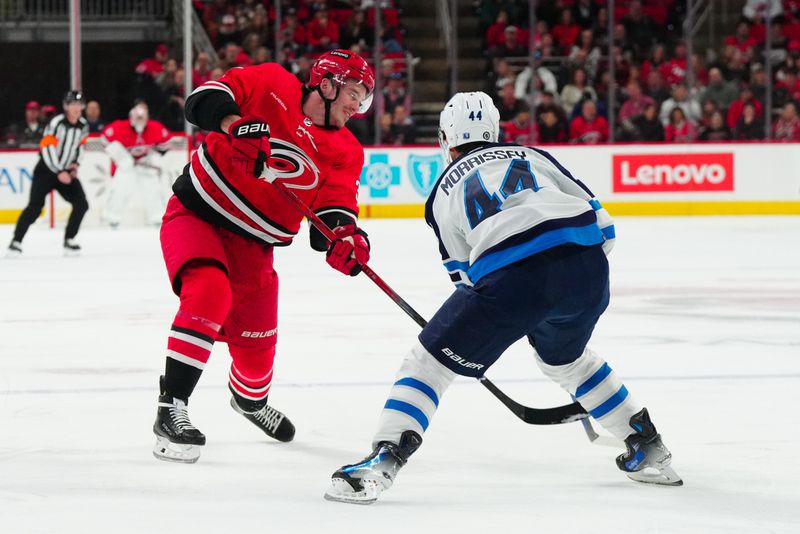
[419,244,610,378]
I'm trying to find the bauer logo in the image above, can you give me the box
[612,153,734,192]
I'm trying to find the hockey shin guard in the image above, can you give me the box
[372,343,456,446]
[536,347,643,439]
[164,264,231,400]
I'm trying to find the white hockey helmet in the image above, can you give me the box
[438,91,500,164]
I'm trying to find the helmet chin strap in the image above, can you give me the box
[316,78,341,129]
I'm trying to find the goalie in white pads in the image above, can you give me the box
[325,92,682,505]
[101,102,172,227]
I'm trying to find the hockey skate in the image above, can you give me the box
[230,394,295,443]
[152,376,205,463]
[324,430,422,505]
[63,238,81,257]
[616,408,683,486]
[6,240,22,258]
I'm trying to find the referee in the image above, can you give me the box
[7,90,90,256]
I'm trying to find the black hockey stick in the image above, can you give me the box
[267,177,588,425]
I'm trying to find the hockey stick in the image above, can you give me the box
[267,178,588,425]
[570,396,624,447]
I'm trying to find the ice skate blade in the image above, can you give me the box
[324,478,381,505]
[626,465,683,486]
[152,436,201,464]
[63,249,80,258]
[5,250,21,259]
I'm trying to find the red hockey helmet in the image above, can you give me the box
[308,49,375,113]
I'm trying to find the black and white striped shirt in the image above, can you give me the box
[39,114,89,174]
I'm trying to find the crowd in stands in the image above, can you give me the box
[480,0,800,144]
[1,0,412,148]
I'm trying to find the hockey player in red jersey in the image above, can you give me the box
[152,50,374,463]
[101,102,173,227]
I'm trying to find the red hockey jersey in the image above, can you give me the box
[174,63,364,246]
[101,119,171,160]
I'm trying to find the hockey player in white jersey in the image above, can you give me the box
[324,92,682,505]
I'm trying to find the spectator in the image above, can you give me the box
[592,7,610,49]
[294,56,312,84]
[279,8,308,52]
[569,29,601,81]
[157,58,180,92]
[159,68,186,132]
[252,46,272,65]
[501,104,535,145]
[569,99,608,144]
[486,10,511,48]
[308,8,340,52]
[618,80,655,124]
[551,8,581,53]
[383,72,411,116]
[645,70,671,108]
[193,52,213,87]
[641,44,667,83]
[514,54,558,100]
[491,58,516,93]
[496,80,526,121]
[660,41,689,86]
[4,100,44,147]
[629,103,665,142]
[659,84,701,126]
[85,100,105,133]
[241,32,263,62]
[560,67,596,116]
[725,21,759,56]
[773,101,800,140]
[490,25,527,59]
[219,43,252,71]
[537,103,568,143]
[389,105,417,145]
[699,99,720,129]
[774,68,800,108]
[135,43,169,77]
[727,86,763,129]
[697,110,733,141]
[41,105,58,124]
[701,67,739,112]
[749,63,769,105]
[665,107,697,142]
[733,101,766,140]
[377,111,393,144]
[341,10,373,51]
[572,0,598,30]
[622,1,658,60]
[217,14,243,48]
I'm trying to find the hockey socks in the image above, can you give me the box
[536,347,643,439]
[163,264,230,400]
[372,343,456,446]
[326,344,454,504]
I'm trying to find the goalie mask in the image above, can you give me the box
[129,102,149,134]
[307,49,375,127]
[438,92,500,164]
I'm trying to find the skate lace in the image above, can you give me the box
[253,406,283,432]
[169,403,197,431]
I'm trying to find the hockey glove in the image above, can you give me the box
[326,224,370,276]
[229,116,271,178]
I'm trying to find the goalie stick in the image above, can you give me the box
[266,177,589,426]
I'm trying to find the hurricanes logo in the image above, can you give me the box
[268,138,320,190]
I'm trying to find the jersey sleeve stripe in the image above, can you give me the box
[190,81,235,101]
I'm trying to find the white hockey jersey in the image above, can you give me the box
[424,143,615,287]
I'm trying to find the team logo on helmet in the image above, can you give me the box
[268,138,320,190]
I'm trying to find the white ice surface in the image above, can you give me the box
[1,217,799,533]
